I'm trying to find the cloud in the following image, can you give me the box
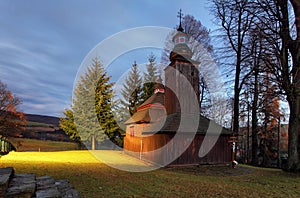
[0,0,214,116]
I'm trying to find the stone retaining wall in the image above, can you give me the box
[0,167,81,198]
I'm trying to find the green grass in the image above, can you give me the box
[8,137,79,151]
[1,151,299,198]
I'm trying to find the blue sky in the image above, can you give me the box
[0,0,216,116]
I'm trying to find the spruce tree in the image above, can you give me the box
[94,62,119,140]
[60,58,119,149]
[59,108,79,140]
[121,61,143,115]
[141,54,159,103]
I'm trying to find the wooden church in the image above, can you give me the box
[124,15,232,166]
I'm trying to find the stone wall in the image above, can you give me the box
[0,167,81,198]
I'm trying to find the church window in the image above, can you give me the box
[130,126,135,137]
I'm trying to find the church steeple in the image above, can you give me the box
[170,9,192,60]
[164,10,200,115]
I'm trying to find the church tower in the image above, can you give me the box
[164,10,200,115]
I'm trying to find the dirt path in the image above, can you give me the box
[90,150,159,172]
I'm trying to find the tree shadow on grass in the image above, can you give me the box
[164,164,254,177]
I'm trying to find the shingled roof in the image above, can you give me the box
[124,91,231,135]
[142,112,232,135]
[124,92,165,124]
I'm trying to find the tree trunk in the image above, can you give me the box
[233,69,240,135]
[233,10,243,136]
[289,0,300,170]
[286,96,300,171]
[251,64,259,165]
[91,134,95,150]
[277,0,300,171]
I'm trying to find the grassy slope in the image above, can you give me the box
[1,151,299,198]
[8,137,78,151]
[25,121,54,127]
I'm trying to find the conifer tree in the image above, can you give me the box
[60,58,119,149]
[94,64,119,140]
[141,54,158,103]
[121,61,143,115]
[59,108,78,140]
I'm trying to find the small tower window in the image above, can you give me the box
[174,36,187,45]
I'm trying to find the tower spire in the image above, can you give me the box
[177,9,184,32]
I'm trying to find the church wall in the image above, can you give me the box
[165,60,200,115]
[124,132,231,166]
[123,123,152,159]
[165,66,180,114]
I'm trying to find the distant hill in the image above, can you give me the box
[3,114,79,151]
[25,114,60,126]
[7,113,75,143]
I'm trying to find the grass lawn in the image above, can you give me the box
[1,151,299,197]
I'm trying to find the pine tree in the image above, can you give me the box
[60,58,119,149]
[121,61,143,115]
[141,54,158,103]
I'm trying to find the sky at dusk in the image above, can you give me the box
[0,0,217,116]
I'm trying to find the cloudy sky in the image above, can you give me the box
[0,0,216,116]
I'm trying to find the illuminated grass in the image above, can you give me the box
[1,151,299,197]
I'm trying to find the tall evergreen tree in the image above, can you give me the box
[94,64,119,141]
[141,54,158,103]
[60,58,119,149]
[121,61,143,115]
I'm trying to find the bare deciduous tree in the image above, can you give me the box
[0,80,25,137]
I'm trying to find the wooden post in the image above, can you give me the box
[247,99,250,164]
[229,136,237,168]
[277,117,281,168]
[140,138,143,160]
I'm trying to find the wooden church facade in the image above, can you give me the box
[124,121,232,166]
[124,17,232,166]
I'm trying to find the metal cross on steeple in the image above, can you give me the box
[177,9,184,32]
